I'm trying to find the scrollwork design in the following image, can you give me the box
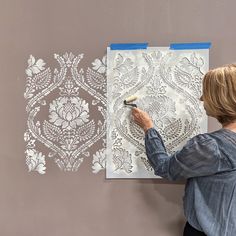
[107,49,208,177]
[24,53,106,174]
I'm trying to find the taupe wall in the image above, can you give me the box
[0,0,235,235]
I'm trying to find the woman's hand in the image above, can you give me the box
[131,108,153,132]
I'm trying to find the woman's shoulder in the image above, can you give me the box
[193,128,236,140]
[208,128,236,140]
[189,128,236,148]
[180,132,220,159]
[186,131,220,148]
[189,132,214,143]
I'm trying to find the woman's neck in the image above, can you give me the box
[223,122,236,132]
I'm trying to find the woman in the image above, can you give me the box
[132,64,236,236]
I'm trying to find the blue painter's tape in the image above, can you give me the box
[170,42,212,50]
[110,43,148,50]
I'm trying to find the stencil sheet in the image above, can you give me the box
[106,47,208,178]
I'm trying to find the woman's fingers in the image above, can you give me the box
[131,108,153,131]
[132,107,140,115]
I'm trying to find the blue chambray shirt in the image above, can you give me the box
[145,127,236,236]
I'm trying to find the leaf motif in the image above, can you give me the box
[24,88,34,99]
[97,119,103,127]
[48,151,57,158]
[92,58,102,71]
[24,131,30,141]
[115,54,124,67]
[92,148,106,173]
[86,68,105,90]
[82,151,90,157]
[197,58,204,67]
[174,68,192,88]
[164,119,182,140]
[135,150,143,156]
[120,66,138,88]
[32,68,51,90]
[98,106,103,112]
[123,162,133,173]
[76,120,95,142]
[190,53,198,66]
[113,148,133,173]
[97,66,106,74]
[27,139,36,148]
[28,55,35,67]
[129,121,144,140]
[113,138,122,147]
[92,100,99,105]
[72,158,84,171]
[92,56,107,74]
[43,120,62,142]
[36,163,46,174]
[180,58,191,69]
[124,58,134,68]
[102,56,107,65]
[26,55,46,76]
[32,66,41,74]
[38,100,47,105]
[25,149,46,174]
[111,130,118,140]
[54,159,65,171]
[25,68,33,77]
[36,59,46,70]
[102,138,106,148]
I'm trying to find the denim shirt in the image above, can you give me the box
[145,128,236,236]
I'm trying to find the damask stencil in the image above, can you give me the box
[24,53,106,174]
[106,47,208,178]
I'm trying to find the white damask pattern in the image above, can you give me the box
[106,47,208,178]
[24,53,106,174]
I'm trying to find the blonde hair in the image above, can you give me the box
[202,64,236,124]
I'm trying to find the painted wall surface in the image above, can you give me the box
[0,0,235,235]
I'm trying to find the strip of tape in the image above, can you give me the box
[170,42,212,50]
[110,43,148,50]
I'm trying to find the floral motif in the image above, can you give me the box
[24,131,31,142]
[25,55,46,77]
[92,148,106,173]
[25,149,46,174]
[59,79,79,96]
[139,95,176,130]
[106,48,208,178]
[113,148,133,173]
[49,97,89,129]
[24,53,107,174]
[92,56,106,74]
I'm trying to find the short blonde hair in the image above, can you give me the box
[202,64,236,124]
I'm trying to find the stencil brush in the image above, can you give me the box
[124,95,138,108]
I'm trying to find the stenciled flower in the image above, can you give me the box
[92,148,106,173]
[92,56,106,74]
[24,131,30,141]
[49,97,89,129]
[59,79,79,96]
[138,95,176,129]
[25,149,46,174]
[113,148,133,173]
[25,55,46,77]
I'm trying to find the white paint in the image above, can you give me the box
[24,53,106,174]
[106,47,208,178]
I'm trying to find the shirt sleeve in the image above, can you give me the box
[145,128,223,180]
